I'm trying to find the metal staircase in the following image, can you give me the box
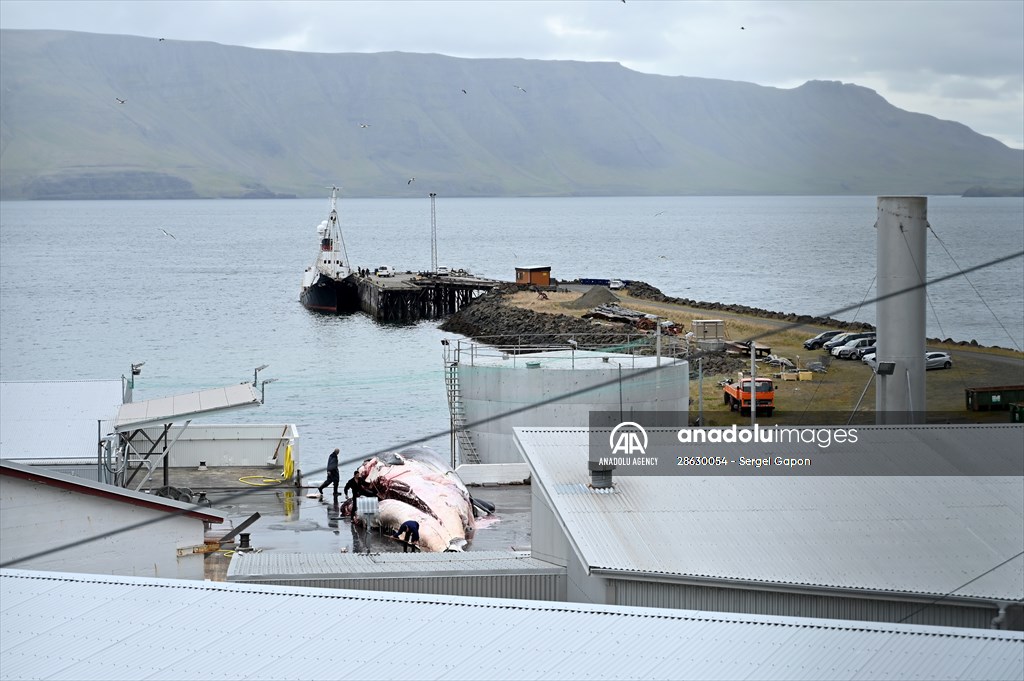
[443,344,480,466]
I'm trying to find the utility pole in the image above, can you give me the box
[429,192,438,273]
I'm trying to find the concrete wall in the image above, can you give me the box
[461,361,688,463]
[0,476,209,579]
[129,424,299,471]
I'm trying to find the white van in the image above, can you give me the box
[377,266,394,278]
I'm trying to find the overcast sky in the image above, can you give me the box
[3,0,1022,148]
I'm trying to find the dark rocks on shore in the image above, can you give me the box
[440,286,628,348]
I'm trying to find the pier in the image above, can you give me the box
[357,271,503,323]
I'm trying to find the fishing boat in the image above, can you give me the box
[299,186,359,313]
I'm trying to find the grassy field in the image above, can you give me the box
[505,290,1024,426]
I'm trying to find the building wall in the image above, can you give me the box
[606,578,1014,631]
[515,269,550,287]
[0,476,208,580]
[234,574,566,601]
[127,424,299,472]
[462,361,688,463]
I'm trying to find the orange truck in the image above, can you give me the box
[723,377,775,416]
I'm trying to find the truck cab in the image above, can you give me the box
[723,377,775,416]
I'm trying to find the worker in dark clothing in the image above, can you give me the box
[317,448,340,498]
[343,471,360,518]
[393,520,420,552]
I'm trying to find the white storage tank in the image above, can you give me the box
[455,349,689,464]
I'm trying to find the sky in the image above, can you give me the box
[2,0,1022,149]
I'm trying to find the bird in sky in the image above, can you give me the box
[159,228,176,240]
[158,37,165,41]
[654,211,665,216]
[741,26,745,30]
[513,84,526,93]
[461,89,467,94]
[115,97,125,104]
[408,177,416,185]
[359,123,370,128]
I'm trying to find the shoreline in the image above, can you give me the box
[441,281,1019,353]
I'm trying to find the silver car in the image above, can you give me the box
[926,351,953,370]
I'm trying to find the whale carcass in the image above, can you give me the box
[341,445,481,552]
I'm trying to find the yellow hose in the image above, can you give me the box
[282,444,294,479]
[238,444,295,486]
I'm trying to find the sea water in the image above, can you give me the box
[1,195,1022,463]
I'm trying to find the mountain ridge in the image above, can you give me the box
[1,29,1021,200]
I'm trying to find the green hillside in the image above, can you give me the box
[1,29,1021,199]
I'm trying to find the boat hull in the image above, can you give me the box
[300,273,359,314]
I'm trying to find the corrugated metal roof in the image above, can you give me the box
[515,426,1024,601]
[2,569,1020,681]
[114,382,261,431]
[0,380,123,459]
[228,550,562,581]
[0,460,224,523]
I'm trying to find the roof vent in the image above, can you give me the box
[588,460,614,489]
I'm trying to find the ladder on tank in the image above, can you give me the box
[443,343,480,466]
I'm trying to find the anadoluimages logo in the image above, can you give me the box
[609,421,648,455]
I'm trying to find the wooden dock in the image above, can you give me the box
[357,272,503,323]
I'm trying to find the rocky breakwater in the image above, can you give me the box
[439,285,747,377]
[440,284,628,349]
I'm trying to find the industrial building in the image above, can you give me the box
[3,569,1021,681]
[227,550,566,600]
[445,339,688,468]
[0,461,223,580]
[0,379,126,481]
[514,265,552,287]
[516,425,1024,630]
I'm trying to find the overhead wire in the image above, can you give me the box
[3,248,1023,599]
[927,223,1022,352]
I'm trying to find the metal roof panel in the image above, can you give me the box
[1,570,1020,681]
[516,426,1024,600]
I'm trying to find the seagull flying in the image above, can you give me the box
[159,228,176,240]
[513,84,526,93]
[461,89,467,94]
[115,98,126,104]
[158,37,165,41]
[407,177,416,185]
[359,123,371,128]
[654,211,665,216]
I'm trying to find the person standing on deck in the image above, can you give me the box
[317,448,340,498]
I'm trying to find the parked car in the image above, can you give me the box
[854,345,876,360]
[834,337,876,359]
[609,279,625,290]
[823,332,875,352]
[436,266,450,276]
[862,351,953,371]
[803,330,843,350]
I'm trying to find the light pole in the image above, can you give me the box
[260,378,278,404]
[429,193,437,273]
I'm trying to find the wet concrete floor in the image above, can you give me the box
[149,467,532,564]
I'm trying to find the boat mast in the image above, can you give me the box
[327,185,350,269]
